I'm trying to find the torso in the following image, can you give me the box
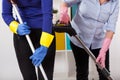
[70,0,114,49]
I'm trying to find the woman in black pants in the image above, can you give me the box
[13,29,56,80]
[59,0,119,80]
[70,41,109,80]
[2,0,56,80]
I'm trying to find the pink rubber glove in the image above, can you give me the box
[59,6,70,24]
[96,38,112,68]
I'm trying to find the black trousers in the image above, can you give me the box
[13,29,56,80]
[70,41,109,80]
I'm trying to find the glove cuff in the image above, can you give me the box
[9,21,19,34]
[100,38,112,53]
[40,32,54,48]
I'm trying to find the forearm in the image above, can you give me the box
[42,14,53,33]
[96,31,114,67]
[105,31,114,39]
[42,0,53,33]
[2,0,14,25]
[101,31,114,52]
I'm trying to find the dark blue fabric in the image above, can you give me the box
[2,0,53,33]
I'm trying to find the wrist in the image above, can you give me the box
[99,49,106,55]
[9,21,19,34]
[101,38,112,53]
[40,32,54,48]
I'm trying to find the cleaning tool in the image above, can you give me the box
[53,22,113,80]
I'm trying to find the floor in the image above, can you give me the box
[53,51,99,80]
[54,73,76,80]
[53,52,120,80]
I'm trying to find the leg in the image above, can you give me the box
[70,41,89,80]
[91,49,109,80]
[14,34,37,80]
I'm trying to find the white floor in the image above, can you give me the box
[53,51,120,80]
[0,50,120,80]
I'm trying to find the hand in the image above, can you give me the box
[29,46,48,67]
[30,32,54,67]
[96,50,106,68]
[96,38,111,68]
[17,22,31,35]
[59,6,70,24]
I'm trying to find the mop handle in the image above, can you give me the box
[11,2,48,80]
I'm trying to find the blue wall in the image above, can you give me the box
[66,5,77,50]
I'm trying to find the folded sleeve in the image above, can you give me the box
[105,1,119,33]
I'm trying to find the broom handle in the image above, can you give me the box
[11,2,48,80]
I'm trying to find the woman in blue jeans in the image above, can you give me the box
[59,0,119,80]
[2,0,56,80]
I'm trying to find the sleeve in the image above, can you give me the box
[64,0,81,7]
[105,1,119,33]
[2,0,15,25]
[41,0,53,33]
